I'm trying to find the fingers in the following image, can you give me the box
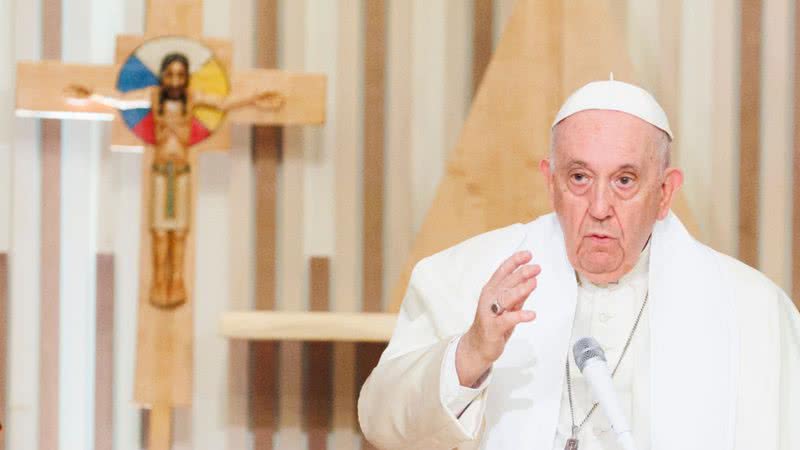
[500,309,537,329]
[499,264,541,290]
[486,251,532,289]
[499,277,537,311]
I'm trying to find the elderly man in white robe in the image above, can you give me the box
[358,79,800,450]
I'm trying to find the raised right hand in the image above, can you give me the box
[455,251,541,387]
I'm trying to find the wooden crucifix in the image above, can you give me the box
[14,1,325,448]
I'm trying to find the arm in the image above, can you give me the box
[358,260,485,450]
[359,338,489,450]
[64,84,150,110]
[193,90,285,112]
[358,246,539,449]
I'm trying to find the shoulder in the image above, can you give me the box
[700,247,797,325]
[413,214,555,278]
[709,249,786,300]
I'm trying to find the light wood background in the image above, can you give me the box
[0,0,797,449]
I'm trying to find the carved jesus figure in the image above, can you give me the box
[66,52,282,308]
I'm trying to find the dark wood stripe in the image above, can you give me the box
[360,3,388,448]
[472,0,494,95]
[793,0,800,308]
[304,258,332,450]
[0,254,7,441]
[362,0,386,315]
[738,0,762,267]
[95,254,115,450]
[250,1,280,448]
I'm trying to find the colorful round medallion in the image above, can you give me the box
[116,36,230,146]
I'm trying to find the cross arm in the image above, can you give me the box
[226,69,326,126]
[16,60,121,120]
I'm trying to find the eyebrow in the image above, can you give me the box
[565,160,641,172]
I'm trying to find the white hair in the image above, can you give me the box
[548,122,672,171]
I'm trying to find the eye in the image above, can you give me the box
[570,172,590,185]
[614,175,637,189]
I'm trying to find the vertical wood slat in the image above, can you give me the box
[275,1,306,446]
[250,126,281,447]
[39,0,62,447]
[359,2,388,448]
[472,0,494,95]
[39,123,60,450]
[304,258,332,450]
[383,0,413,312]
[0,254,7,440]
[332,1,363,446]
[95,254,115,450]
[658,0,682,153]
[738,0,762,267]
[362,0,386,317]
[251,1,280,448]
[793,0,800,308]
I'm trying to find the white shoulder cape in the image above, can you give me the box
[359,212,800,450]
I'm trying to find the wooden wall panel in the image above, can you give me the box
[333,1,363,448]
[276,1,306,448]
[759,0,794,289]
[226,1,257,447]
[472,0,494,95]
[383,0,413,312]
[95,254,115,450]
[39,118,60,450]
[710,0,739,257]
[39,0,62,447]
[250,1,280,448]
[739,0,762,267]
[0,253,7,446]
[359,2,388,447]
[657,0,682,147]
[362,0,385,318]
[794,0,800,307]
[305,258,333,450]
[676,0,714,243]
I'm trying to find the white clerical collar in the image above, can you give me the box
[576,238,651,290]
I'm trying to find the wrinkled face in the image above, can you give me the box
[540,110,682,284]
[160,60,188,100]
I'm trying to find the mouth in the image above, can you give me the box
[585,233,615,243]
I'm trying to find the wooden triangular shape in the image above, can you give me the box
[389,0,697,311]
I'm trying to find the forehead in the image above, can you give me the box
[164,60,187,72]
[553,109,662,169]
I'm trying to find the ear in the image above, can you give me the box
[539,159,555,206]
[656,168,683,220]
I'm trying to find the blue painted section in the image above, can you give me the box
[120,108,151,129]
[116,55,159,92]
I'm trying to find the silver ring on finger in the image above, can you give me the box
[490,297,506,316]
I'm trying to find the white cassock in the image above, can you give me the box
[358,212,800,450]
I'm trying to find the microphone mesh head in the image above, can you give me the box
[573,337,606,372]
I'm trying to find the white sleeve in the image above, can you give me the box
[440,335,492,418]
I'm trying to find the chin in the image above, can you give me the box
[577,252,623,276]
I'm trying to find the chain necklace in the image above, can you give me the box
[564,289,649,450]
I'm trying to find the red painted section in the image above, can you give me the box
[132,112,157,144]
[188,118,211,146]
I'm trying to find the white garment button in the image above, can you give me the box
[599,312,613,323]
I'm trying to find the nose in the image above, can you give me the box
[588,182,614,220]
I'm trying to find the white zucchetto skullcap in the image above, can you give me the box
[552,74,673,140]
